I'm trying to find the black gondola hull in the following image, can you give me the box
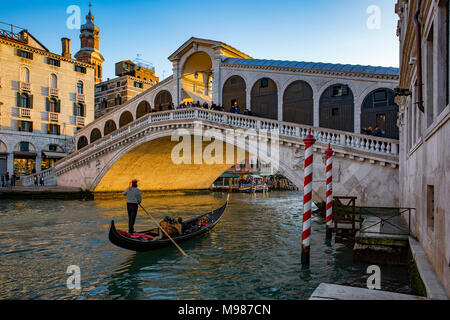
[108,200,228,252]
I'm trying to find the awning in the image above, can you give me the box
[13,151,37,159]
[219,173,240,178]
[42,151,67,159]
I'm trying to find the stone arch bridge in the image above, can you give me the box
[29,107,400,207]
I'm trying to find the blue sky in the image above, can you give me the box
[2,0,399,80]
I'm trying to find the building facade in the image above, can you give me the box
[94,60,159,118]
[395,0,450,296]
[0,20,96,176]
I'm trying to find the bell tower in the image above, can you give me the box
[74,3,105,83]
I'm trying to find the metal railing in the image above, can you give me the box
[357,207,414,236]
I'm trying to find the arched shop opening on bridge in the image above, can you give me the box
[136,101,151,119]
[319,84,355,132]
[222,75,246,112]
[283,80,314,126]
[104,119,117,136]
[119,111,134,128]
[251,78,278,120]
[90,128,102,143]
[181,51,213,105]
[361,88,399,139]
[154,90,173,111]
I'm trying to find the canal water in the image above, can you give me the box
[0,191,413,300]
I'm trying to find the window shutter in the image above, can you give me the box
[82,104,86,117]
[30,121,33,132]
[46,97,50,112]
[73,102,77,116]
[18,120,22,131]
[17,92,22,108]
[57,100,61,113]
[29,95,33,109]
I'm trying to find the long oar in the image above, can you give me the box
[138,203,188,257]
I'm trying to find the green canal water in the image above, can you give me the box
[0,191,413,300]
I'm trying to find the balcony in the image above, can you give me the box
[19,107,31,118]
[48,112,59,123]
[49,88,59,97]
[76,93,85,103]
[19,81,31,92]
[76,116,85,127]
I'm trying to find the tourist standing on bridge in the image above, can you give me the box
[123,179,142,235]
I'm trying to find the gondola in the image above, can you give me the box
[108,198,229,252]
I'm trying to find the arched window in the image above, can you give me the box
[21,67,30,83]
[77,81,84,94]
[102,99,108,109]
[50,74,57,88]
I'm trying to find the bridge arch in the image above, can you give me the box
[90,128,302,193]
[251,77,278,120]
[104,120,117,136]
[361,88,399,139]
[319,83,355,132]
[154,90,173,111]
[90,128,102,143]
[77,136,88,150]
[222,75,247,112]
[135,100,152,119]
[119,111,134,128]
[283,80,314,126]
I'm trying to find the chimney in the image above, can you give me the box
[61,38,71,59]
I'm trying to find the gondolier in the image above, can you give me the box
[123,179,142,235]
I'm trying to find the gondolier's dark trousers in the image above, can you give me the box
[127,203,139,234]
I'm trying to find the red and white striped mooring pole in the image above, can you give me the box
[325,145,333,240]
[302,132,316,265]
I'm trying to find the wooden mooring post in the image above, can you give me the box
[333,196,359,244]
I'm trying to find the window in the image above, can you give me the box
[74,65,86,73]
[48,124,60,135]
[332,85,349,97]
[20,67,30,83]
[17,49,33,60]
[427,185,435,231]
[134,81,143,89]
[116,82,121,88]
[17,92,33,109]
[18,120,33,132]
[74,103,85,117]
[114,95,122,106]
[46,98,60,113]
[19,141,30,152]
[97,65,102,78]
[332,108,339,116]
[260,78,269,88]
[47,58,60,67]
[77,81,84,94]
[125,63,129,70]
[50,74,57,88]
[373,90,387,102]
[102,99,107,109]
[101,84,108,91]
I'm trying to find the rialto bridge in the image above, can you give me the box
[22,38,401,207]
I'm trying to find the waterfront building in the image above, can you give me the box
[95,60,159,118]
[0,13,98,176]
[395,0,450,296]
